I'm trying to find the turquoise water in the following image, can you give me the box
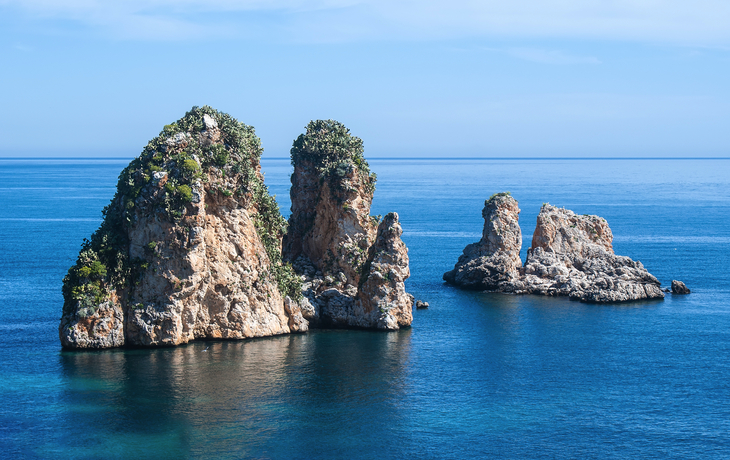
[1,158,729,459]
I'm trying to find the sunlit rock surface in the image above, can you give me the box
[283,120,413,329]
[445,198,664,303]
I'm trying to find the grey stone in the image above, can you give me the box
[671,280,690,294]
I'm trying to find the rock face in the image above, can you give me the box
[518,204,664,302]
[671,280,691,294]
[283,120,413,329]
[443,193,522,290]
[444,198,665,303]
[60,107,305,349]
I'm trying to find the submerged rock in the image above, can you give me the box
[283,120,413,329]
[60,106,305,349]
[444,198,665,303]
[671,280,691,294]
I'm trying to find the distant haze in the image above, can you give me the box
[1,0,728,158]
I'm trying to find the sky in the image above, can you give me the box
[1,0,729,158]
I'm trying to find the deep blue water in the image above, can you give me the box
[1,158,729,459]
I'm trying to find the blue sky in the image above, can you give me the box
[1,0,729,158]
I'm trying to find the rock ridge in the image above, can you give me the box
[444,196,665,303]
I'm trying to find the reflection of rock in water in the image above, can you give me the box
[58,330,412,456]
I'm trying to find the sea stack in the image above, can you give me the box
[283,120,413,329]
[443,193,523,290]
[444,198,665,303]
[60,106,307,349]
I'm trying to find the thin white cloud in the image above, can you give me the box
[503,47,601,65]
[2,0,730,44]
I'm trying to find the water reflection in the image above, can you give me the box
[57,330,412,459]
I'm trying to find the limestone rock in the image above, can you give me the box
[415,301,429,309]
[284,121,377,288]
[356,213,413,329]
[60,106,306,349]
[519,205,664,302]
[445,198,665,303]
[443,193,522,290]
[59,299,125,349]
[283,120,413,329]
[671,280,691,294]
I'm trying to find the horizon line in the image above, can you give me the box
[1,156,729,161]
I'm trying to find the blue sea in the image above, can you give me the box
[1,158,729,459]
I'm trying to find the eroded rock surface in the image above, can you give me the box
[445,199,665,303]
[283,120,413,329]
[443,193,522,290]
[60,106,305,349]
[519,205,664,302]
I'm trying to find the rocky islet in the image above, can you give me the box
[59,108,685,350]
[59,108,413,349]
[444,194,667,302]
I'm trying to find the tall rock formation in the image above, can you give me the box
[444,198,665,303]
[443,193,523,290]
[283,120,413,329]
[60,107,306,349]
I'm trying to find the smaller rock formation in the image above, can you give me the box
[284,120,413,329]
[443,193,522,290]
[415,301,429,309]
[671,280,691,294]
[444,198,665,303]
[518,204,664,302]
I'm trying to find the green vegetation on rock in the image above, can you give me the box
[290,120,376,196]
[488,191,511,201]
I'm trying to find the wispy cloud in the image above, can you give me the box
[2,0,730,44]
[498,47,601,65]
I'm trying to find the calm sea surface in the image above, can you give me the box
[1,158,729,459]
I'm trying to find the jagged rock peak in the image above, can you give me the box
[60,106,305,349]
[531,204,613,257]
[284,120,413,330]
[358,213,413,329]
[443,192,523,290]
[521,204,664,302]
